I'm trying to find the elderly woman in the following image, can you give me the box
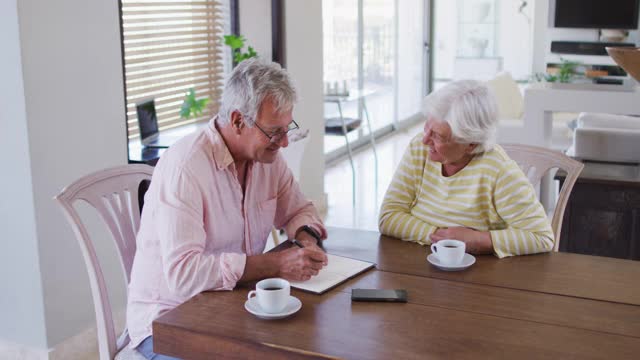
[378,80,553,258]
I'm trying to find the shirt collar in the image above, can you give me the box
[208,117,235,171]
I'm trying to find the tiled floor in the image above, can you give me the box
[324,122,423,230]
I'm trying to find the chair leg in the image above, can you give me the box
[337,102,356,206]
[362,99,379,203]
[271,228,280,246]
[344,133,356,207]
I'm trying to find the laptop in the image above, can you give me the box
[136,99,181,148]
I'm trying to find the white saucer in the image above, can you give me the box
[427,253,476,271]
[244,295,302,320]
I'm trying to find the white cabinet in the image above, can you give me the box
[456,0,499,58]
[455,0,503,80]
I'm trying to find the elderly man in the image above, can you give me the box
[128,58,327,359]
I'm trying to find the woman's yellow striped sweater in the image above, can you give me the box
[378,135,554,258]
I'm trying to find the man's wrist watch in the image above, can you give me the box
[297,225,321,242]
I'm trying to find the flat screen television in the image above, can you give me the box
[554,0,640,29]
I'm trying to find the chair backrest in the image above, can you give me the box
[54,164,154,360]
[501,144,584,251]
[486,71,524,119]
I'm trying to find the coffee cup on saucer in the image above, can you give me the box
[247,278,290,314]
[430,239,466,265]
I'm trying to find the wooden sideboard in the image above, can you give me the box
[558,161,640,260]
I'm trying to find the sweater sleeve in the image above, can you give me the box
[378,137,437,245]
[489,160,555,258]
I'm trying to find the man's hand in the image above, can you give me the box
[276,247,327,282]
[296,231,325,254]
[430,227,493,254]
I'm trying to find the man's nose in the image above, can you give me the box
[275,133,289,148]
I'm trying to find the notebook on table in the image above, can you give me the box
[289,254,375,294]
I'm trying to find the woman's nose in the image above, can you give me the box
[423,131,431,145]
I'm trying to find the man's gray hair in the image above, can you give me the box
[218,57,297,126]
[423,80,498,154]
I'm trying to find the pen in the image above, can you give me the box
[291,238,327,265]
[291,238,327,253]
[291,239,305,248]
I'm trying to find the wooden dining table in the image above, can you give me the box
[153,227,640,359]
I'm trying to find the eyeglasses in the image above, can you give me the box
[253,119,299,143]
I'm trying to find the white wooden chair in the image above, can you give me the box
[502,144,584,251]
[54,164,154,360]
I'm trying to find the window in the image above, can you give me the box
[323,0,427,157]
[119,0,230,139]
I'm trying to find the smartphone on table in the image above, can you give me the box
[351,289,408,303]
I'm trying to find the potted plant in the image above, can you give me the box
[535,58,580,83]
[179,88,210,120]
[223,34,258,65]
[179,34,259,119]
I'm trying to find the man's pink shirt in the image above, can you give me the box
[127,119,325,348]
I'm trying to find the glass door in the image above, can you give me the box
[323,0,430,159]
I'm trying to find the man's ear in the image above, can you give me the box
[230,111,244,134]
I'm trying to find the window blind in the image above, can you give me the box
[120,0,229,138]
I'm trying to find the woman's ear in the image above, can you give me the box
[465,143,478,154]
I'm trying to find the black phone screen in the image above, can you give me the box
[351,289,408,302]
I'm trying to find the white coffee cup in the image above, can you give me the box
[430,239,466,265]
[247,278,290,314]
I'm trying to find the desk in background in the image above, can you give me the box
[127,122,207,165]
[153,227,640,359]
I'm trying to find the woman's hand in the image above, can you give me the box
[430,227,493,254]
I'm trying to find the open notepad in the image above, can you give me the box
[289,254,375,294]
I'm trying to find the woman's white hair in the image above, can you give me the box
[423,80,498,154]
[218,57,297,126]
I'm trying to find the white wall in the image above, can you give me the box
[0,0,48,350]
[239,0,273,61]
[285,0,326,209]
[4,0,129,352]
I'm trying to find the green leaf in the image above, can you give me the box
[196,98,210,109]
[223,34,245,50]
[223,33,259,66]
[247,46,257,58]
[180,102,192,119]
[233,51,244,63]
[180,88,210,119]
